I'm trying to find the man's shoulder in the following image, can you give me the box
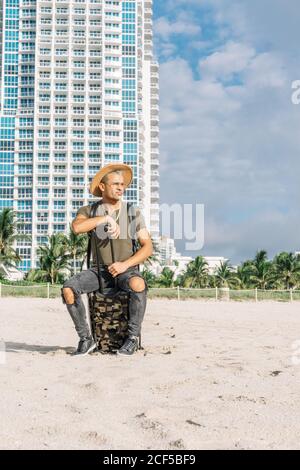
[77,200,103,217]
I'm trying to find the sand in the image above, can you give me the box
[0,297,300,450]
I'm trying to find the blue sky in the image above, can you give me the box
[153,0,300,263]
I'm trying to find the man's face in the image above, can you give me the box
[99,172,125,200]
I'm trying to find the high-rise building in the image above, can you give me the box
[0,0,159,272]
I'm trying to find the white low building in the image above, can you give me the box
[203,256,228,274]
[0,264,25,282]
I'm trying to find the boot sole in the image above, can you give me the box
[72,343,97,357]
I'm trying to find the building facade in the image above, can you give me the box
[0,0,159,272]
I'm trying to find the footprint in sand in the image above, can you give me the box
[135,413,168,440]
[80,431,108,446]
[81,382,98,392]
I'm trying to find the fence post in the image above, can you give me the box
[290,289,293,302]
[215,287,218,301]
[177,285,180,301]
[255,288,258,302]
[47,282,50,299]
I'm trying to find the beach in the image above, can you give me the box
[0,297,300,450]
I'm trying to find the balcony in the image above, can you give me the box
[145,8,152,17]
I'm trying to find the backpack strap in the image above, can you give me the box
[87,200,109,294]
[127,202,138,255]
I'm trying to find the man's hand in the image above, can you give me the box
[105,215,120,239]
[108,262,128,277]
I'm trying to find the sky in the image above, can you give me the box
[153,0,300,264]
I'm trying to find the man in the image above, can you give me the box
[62,163,153,356]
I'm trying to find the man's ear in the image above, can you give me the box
[99,182,105,193]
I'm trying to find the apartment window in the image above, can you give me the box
[73,119,84,127]
[55,94,67,102]
[54,189,66,197]
[37,188,49,197]
[38,153,49,161]
[39,83,51,90]
[90,73,101,79]
[55,72,67,78]
[90,95,101,103]
[55,49,68,56]
[105,131,119,137]
[37,199,48,209]
[54,177,66,185]
[40,29,51,36]
[54,142,67,150]
[73,84,85,91]
[73,130,84,138]
[38,164,50,174]
[54,153,66,161]
[55,130,66,138]
[40,72,51,78]
[39,119,50,126]
[54,165,66,173]
[39,106,50,113]
[74,19,85,25]
[89,131,101,139]
[89,107,101,114]
[73,30,85,37]
[73,61,85,68]
[73,142,84,150]
[56,30,68,36]
[72,189,84,197]
[73,72,85,79]
[89,84,101,91]
[89,31,101,38]
[55,118,66,126]
[40,48,51,55]
[55,106,67,114]
[38,130,50,137]
[72,165,84,174]
[55,83,67,90]
[56,60,67,67]
[73,106,84,114]
[72,153,84,161]
[90,119,101,127]
[53,224,66,231]
[54,201,66,209]
[73,49,85,56]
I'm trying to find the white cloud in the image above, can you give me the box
[154,12,201,42]
[156,1,300,262]
[199,42,255,80]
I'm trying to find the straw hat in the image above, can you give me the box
[89,163,133,197]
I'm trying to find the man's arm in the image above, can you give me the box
[108,228,153,277]
[72,214,108,234]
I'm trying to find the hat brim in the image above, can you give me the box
[89,163,133,197]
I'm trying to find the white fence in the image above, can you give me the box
[1,282,300,302]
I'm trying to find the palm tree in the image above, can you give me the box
[236,261,255,289]
[181,256,209,288]
[26,233,70,284]
[65,224,88,275]
[141,267,157,288]
[247,250,275,289]
[273,252,300,289]
[215,261,240,288]
[158,267,175,288]
[0,208,29,267]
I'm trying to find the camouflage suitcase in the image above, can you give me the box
[88,290,129,354]
[87,201,141,354]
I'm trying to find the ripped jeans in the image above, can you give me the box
[61,266,147,340]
